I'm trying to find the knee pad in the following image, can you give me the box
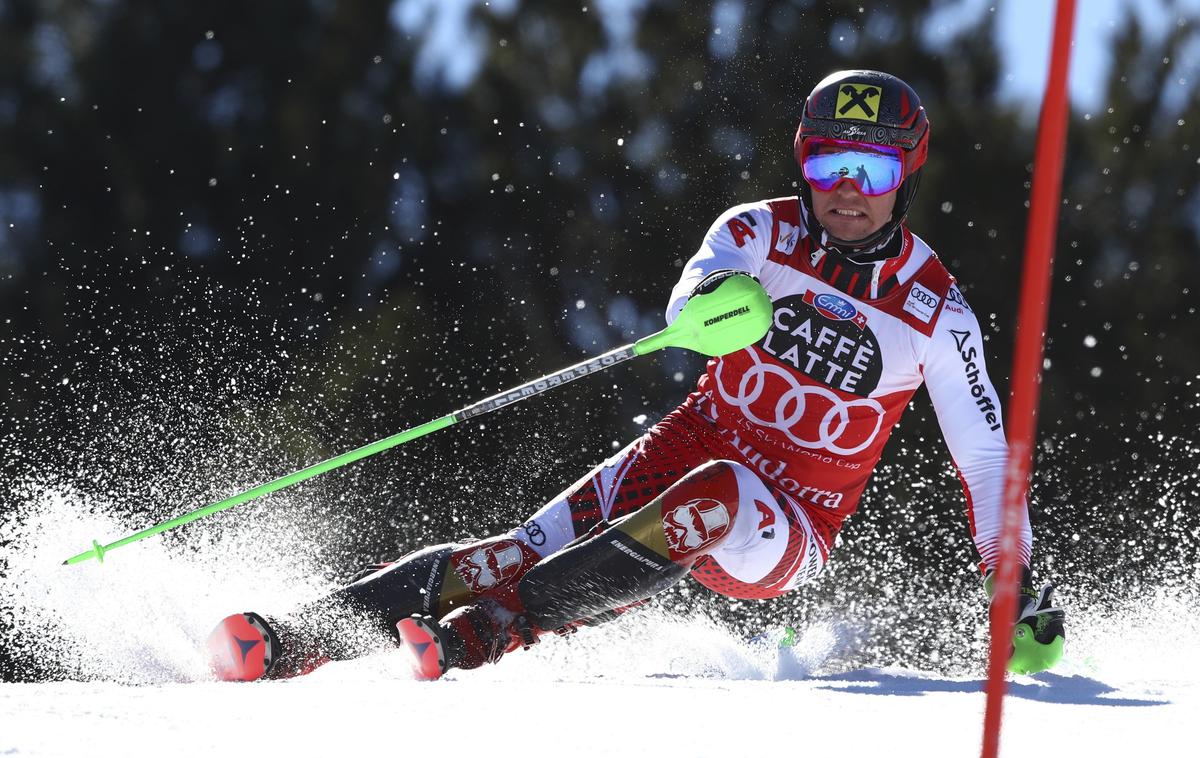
[516,461,766,630]
[615,459,759,565]
[446,537,542,599]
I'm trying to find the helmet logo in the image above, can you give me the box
[836,84,881,122]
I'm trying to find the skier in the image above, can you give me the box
[208,69,1065,682]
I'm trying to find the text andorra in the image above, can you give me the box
[703,306,752,328]
[720,426,846,509]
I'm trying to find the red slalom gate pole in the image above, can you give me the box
[980,1,1076,757]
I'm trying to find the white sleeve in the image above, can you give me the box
[665,202,774,324]
[922,286,1032,573]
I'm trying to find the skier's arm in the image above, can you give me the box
[924,288,1065,674]
[921,286,1032,574]
[666,202,774,324]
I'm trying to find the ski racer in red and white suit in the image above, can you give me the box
[208,69,1064,684]
[680,198,1030,581]
[509,196,1029,600]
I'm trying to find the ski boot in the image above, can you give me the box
[396,587,538,681]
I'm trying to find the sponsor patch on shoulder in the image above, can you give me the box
[775,220,800,255]
[903,282,939,323]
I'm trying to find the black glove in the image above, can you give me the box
[690,269,759,298]
[984,566,1066,674]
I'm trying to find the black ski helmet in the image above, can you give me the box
[794,69,931,258]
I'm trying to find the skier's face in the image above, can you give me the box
[810,180,898,242]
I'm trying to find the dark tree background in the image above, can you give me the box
[2,1,1198,680]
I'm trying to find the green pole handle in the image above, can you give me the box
[63,273,772,566]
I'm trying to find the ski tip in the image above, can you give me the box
[395,615,448,682]
[207,612,276,682]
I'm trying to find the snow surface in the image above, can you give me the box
[2,486,1197,757]
[1,648,1193,757]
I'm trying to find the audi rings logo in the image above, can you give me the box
[715,349,885,456]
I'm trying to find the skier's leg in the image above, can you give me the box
[209,419,692,681]
[207,536,542,681]
[505,407,729,562]
[689,487,831,600]
[520,459,768,628]
[397,458,771,678]
[214,407,732,680]
[326,408,719,654]
[209,433,661,684]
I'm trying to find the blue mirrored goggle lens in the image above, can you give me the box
[802,146,904,196]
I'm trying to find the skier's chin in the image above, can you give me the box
[810,185,897,243]
[820,214,883,242]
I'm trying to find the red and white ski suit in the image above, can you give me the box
[508,197,1031,599]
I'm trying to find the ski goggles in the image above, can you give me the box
[800,137,905,197]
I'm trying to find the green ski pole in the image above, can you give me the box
[63,274,772,566]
